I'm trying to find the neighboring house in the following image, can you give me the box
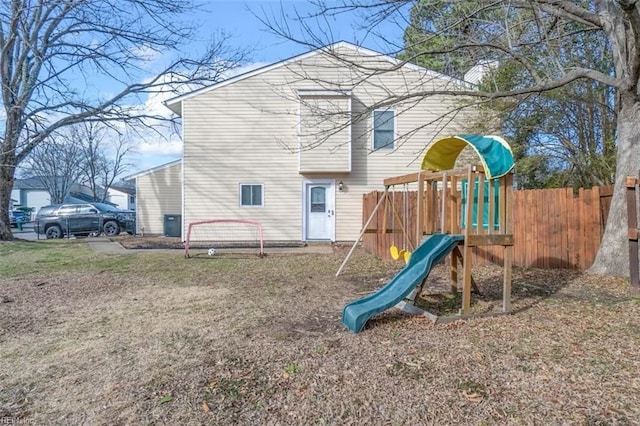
[11,178,53,216]
[108,185,136,211]
[152,41,479,241]
[124,160,181,235]
[11,177,131,215]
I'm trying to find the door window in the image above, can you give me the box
[310,187,326,212]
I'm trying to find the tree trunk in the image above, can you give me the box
[0,154,16,241]
[589,95,640,276]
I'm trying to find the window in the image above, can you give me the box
[57,206,77,215]
[372,110,395,150]
[240,184,263,207]
[77,205,98,214]
[310,187,326,213]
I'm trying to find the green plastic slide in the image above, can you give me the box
[342,233,465,333]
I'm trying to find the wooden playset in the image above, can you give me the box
[340,135,515,331]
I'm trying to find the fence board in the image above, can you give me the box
[547,189,557,268]
[569,191,581,268]
[580,188,589,269]
[362,185,613,270]
[588,187,601,266]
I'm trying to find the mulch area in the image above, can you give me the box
[111,234,184,250]
[111,234,308,250]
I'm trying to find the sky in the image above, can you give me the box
[130,0,411,174]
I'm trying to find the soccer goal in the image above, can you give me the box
[184,219,265,258]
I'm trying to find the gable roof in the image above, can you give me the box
[13,177,49,190]
[110,184,136,195]
[164,41,471,115]
[123,159,181,181]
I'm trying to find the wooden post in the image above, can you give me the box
[450,176,458,234]
[627,176,639,295]
[430,180,438,233]
[451,246,459,293]
[499,174,507,233]
[476,173,485,235]
[441,172,448,233]
[425,180,432,235]
[382,193,388,235]
[462,166,474,314]
[503,173,514,312]
[417,172,425,244]
[488,177,495,235]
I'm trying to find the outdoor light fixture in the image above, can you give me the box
[338,180,344,191]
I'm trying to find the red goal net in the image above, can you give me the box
[184,219,265,258]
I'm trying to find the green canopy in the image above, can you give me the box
[420,135,514,179]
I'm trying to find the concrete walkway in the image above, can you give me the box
[87,240,128,254]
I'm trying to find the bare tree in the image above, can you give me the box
[77,123,135,203]
[0,0,246,239]
[262,0,640,277]
[20,134,86,204]
[20,122,134,205]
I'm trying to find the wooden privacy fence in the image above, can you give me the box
[362,185,612,270]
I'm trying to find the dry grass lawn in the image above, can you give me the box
[1,239,639,425]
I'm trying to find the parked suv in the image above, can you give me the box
[34,203,135,239]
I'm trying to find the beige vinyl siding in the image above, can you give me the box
[135,162,182,235]
[299,94,351,173]
[182,45,481,242]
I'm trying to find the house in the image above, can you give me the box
[143,42,480,241]
[108,184,136,211]
[11,177,134,216]
[11,178,53,215]
[124,160,181,235]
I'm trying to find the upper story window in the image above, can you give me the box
[240,184,263,207]
[372,109,395,150]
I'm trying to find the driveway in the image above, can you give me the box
[12,224,38,241]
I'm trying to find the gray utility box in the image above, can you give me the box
[163,214,182,237]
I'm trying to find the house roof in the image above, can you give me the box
[164,41,472,115]
[123,159,181,181]
[65,192,117,206]
[110,184,136,195]
[12,177,48,190]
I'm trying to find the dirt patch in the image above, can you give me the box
[1,242,639,424]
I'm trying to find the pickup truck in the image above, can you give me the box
[34,202,135,239]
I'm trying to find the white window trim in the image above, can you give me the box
[371,109,396,151]
[239,183,264,208]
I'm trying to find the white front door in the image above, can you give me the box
[304,181,335,240]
